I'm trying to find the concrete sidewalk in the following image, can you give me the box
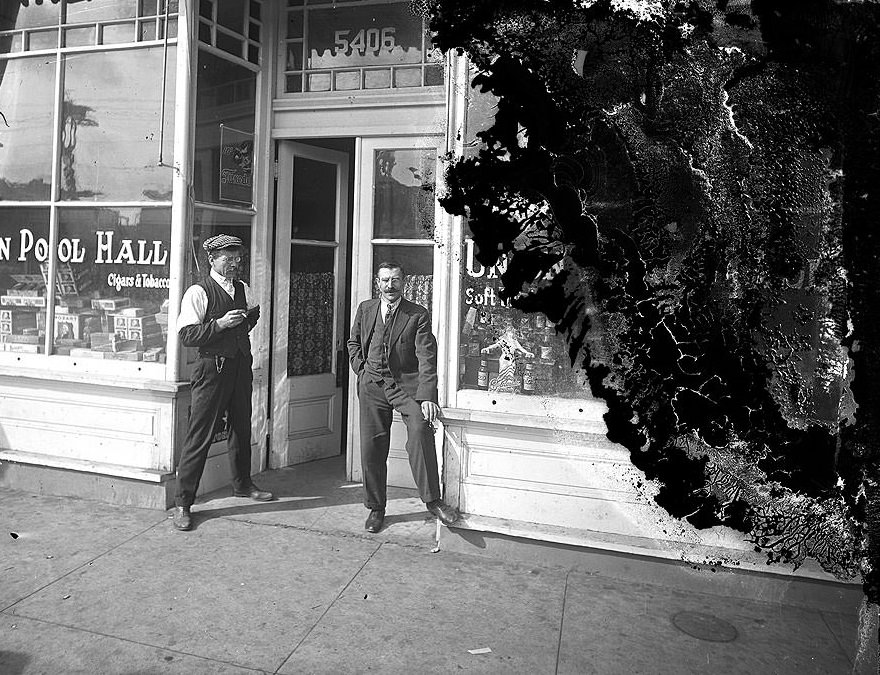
[1,456,874,674]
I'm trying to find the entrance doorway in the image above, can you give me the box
[347,136,444,488]
[270,135,443,490]
[270,139,353,468]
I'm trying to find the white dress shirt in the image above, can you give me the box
[380,297,401,324]
[178,269,254,329]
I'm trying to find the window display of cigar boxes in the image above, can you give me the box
[111,307,163,348]
[61,305,168,363]
[0,304,47,354]
[53,307,102,342]
[0,307,41,335]
[0,271,168,361]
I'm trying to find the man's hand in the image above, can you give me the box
[421,401,441,425]
[215,309,247,330]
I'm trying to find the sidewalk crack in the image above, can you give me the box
[555,569,572,675]
[272,541,384,674]
[0,516,167,614]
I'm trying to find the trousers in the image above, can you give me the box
[175,354,253,507]
[357,376,440,510]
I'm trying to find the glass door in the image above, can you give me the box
[272,141,349,467]
[347,136,443,487]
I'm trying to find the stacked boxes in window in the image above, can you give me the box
[61,297,132,359]
[0,307,38,335]
[110,307,164,360]
[0,307,43,352]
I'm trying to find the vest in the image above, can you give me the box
[365,307,395,384]
[197,277,251,359]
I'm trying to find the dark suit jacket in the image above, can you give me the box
[347,297,438,404]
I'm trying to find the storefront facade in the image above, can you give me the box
[0,0,813,570]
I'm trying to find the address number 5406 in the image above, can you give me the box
[334,27,396,54]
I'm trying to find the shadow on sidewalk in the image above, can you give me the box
[185,496,327,528]
[175,456,439,539]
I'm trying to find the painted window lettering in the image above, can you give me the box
[334,27,396,55]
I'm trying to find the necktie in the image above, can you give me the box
[384,304,394,325]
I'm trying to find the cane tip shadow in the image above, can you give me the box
[448,527,487,549]
[382,512,430,527]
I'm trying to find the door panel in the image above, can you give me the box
[272,141,349,467]
[347,136,443,488]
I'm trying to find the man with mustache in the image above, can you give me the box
[348,261,459,533]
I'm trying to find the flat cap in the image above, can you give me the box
[203,234,243,252]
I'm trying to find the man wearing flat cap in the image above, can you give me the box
[172,234,272,531]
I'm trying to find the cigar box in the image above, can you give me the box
[142,347,164,362]
[1,295,47,307]
[91,297,131,311]
[6,287,41,297]
[57,296,91,309]
[107,350,143,361]
[117,306,149,317]
[55,338,86,347]
[0,342,41,353]
[4,334,41,344]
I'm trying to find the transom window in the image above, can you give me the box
[282,0,443,94]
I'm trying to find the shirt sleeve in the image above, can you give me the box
[177,284,207,329]
[241,281,256,309]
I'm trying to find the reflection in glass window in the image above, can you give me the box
[0,208,50,354]
[371,244,432,311]
[0,3,60,32]
[193,49,256,205]
[217,0,248,34]
[373,148,436,239]
[53,207,171,362]
[0,56,56,200]
[198,0,260,65]
[191,207,253,286]
[65,0,139,24]
[292,157,337,241]
[61,47,176,202]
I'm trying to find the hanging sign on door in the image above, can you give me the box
[219,125,254,206]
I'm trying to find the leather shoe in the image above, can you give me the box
[426,499,459,526]
[172,506,192,531]
[365,509,385,533]
[233,484,274,501]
